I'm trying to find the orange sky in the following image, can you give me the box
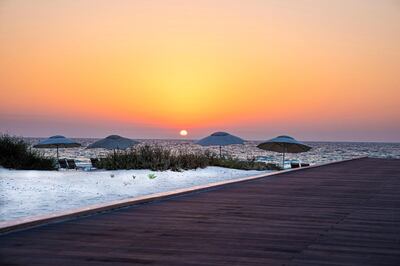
[0,0,399,141]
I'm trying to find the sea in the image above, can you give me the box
[25,138,400,167]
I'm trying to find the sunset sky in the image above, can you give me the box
[1,0,399,141]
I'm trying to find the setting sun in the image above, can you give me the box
[180,130,188,137]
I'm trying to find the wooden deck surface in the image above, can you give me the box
[1,157,400,265]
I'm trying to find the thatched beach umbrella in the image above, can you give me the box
[33,135,81,160]
[87,135,139,150]
[257,135,311,168]
[196,131,244,157]
[87,135,139,167]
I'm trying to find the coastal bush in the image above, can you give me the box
[208,155,281,171]
[94,145,279,171]
[0,134,56,170]
[148,173,157,179]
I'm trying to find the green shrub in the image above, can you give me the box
[148,173,157,179]
[0,134,56,170]
[95,145,279,171]
[208,155,281,171]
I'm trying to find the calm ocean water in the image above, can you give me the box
[26,138,400,166]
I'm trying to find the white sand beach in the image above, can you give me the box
[0,167,271,222]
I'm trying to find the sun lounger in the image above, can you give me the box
[66,159,77,170]
[90,158,99,168]
[291,162,300,168]
[58,159,68,169]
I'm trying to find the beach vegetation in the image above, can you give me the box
[208,155,281,171]
[0,134,56,170]
[94,145,280,171]
[148,173,157,179]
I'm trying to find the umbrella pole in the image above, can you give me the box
[282,144,287,170]
[113,149,116,169]
[57,146,59,160]
[282,145,287,169]
[219,146,222,158]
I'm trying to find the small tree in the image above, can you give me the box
[0,134,56,170]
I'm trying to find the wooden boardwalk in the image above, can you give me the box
[1,157,400,265]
